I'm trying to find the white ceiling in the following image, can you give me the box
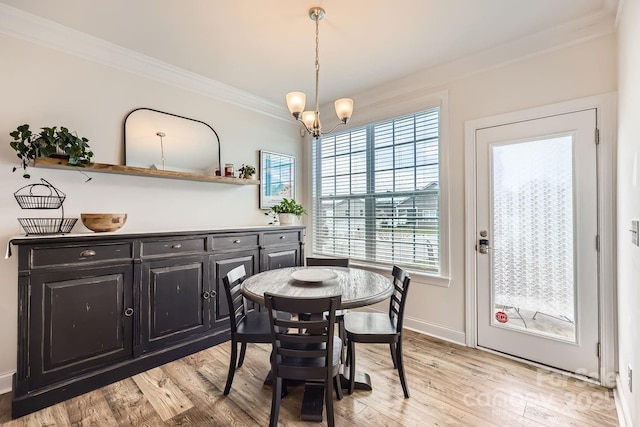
[0,0,619,107]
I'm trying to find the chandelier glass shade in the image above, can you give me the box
[286,7,354,138]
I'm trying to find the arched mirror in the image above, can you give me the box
[124,108,221,175]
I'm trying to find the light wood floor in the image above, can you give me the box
[0,330,619,426]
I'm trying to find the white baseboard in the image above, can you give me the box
[403,317,466,345]
[0,371,13,395]
[615,374,633,427]
[359,306,466,346]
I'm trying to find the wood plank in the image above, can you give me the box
[102,378,165,426]
[162,357,261,426]
[0,392,11,424]
[34,157,260,186]
[2,401,71,427]
[132,367,194,421]
[64,389,118,426]
[0,330,619,426]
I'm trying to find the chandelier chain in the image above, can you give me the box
[314,12,320,113]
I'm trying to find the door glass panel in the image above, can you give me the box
[491,135,576,342]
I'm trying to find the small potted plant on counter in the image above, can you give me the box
[9,124,94,178]
[238,164,256,179]
[267,198,307,225]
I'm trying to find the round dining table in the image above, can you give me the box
[241,266,394,422]
[241,266,393,309]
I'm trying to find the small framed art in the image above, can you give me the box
[259,150,295,209]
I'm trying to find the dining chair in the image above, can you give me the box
[306,256,350,268]
[221,264,272,395]
[306,257,350,354]
[344,265,411,398]
[264,293,343,427]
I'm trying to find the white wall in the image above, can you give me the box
[616,0,640,424]
[0,34,301,390]
[307,34,617,344]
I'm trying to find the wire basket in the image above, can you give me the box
[14,179,66,209]
[18,218,78,236]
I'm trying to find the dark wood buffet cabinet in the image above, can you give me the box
[9,226,305,418]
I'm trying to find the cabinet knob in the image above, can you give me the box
[202,291,211,300]
[124,307,134,317]
[80,250,96,258]
[171,243,182,249]
[233,239,241,244]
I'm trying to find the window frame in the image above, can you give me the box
[309,92,450,286]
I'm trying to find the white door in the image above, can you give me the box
[476,109,599,379]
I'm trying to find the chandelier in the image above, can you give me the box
[286,7,354,139]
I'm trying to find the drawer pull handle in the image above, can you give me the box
[80,250,96,258]
[202,291,211,300]
[233,239,241,244]
[171,244,182,249]
[124,308,134,317]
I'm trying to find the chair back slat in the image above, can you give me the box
[265,293,341,381]
[388,266,411,332]
[306,257,349,267]
[275,333,327,345]
[278,348,327,359]
[273,318,326,330]
[226,264,246,285]
[222,265,248,333]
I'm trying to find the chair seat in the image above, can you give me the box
[237,311,292,343]
[344,312,398,343]
[236,311,272,343]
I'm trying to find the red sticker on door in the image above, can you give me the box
[495,311,508,323]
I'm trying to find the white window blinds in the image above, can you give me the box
[312,107,441,273]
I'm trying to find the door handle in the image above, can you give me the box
[478,239,491,254]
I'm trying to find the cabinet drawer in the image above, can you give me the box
[141,238,206,256]
[31,243,132,268]
[211,234,259,251]
[263,231,301,246]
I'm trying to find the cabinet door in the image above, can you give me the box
[261,246,301,271]
[211,250,259,326]
[29,264,133,388]
[141,256,210,352]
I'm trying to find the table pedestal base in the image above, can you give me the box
[263,365,373,422]
[301,383,325,422]
[339,365,373,391]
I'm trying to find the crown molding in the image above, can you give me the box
[0,3,291,122]
[349,7,617,112]
[0,3,617,123]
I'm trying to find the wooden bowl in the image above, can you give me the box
[81,213,127,232]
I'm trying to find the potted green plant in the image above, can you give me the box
[267,198,307,225]
[238,164,256,179]
[9,124,94,178]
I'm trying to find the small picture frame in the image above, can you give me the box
[260,150,295,209]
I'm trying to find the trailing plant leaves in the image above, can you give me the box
[8,123,94,177]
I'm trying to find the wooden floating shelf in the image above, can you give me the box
[34,157,260,186]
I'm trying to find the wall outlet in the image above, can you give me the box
[628,365,633,393]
